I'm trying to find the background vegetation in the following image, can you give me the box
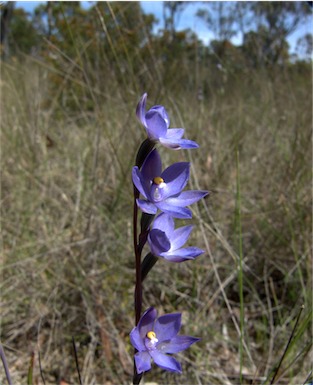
[1,2,312,384]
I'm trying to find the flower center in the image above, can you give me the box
[153,176,164,185]
[152,177,166,201]
[146,330,158,348]
[147,331,157,339]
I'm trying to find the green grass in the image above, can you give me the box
[1,35,312,385]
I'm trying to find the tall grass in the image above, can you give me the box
[1,7,312,384]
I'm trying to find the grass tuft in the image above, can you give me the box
[1,22,312,384]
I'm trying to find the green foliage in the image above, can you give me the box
[252,1,310,32]
[3,1,312,71]
[250,2,310,65]
[296,33,313,61]
[7,8,39,54]
[27,353,34,385]
[242,27,290,67]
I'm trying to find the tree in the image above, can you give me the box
[242,27,289,67]
[33,2,92,53]
[196,2,238,41]
[210,39,244,69]
[27,1,158,110]
[250,2,310,65]
[8,7,40,55]
[1,2,15,58]
[296,33,313,61]
[163,2,187,41]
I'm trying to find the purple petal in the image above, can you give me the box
[136,93,147,127]
[132,167,148,198]
[163,247,204,262]
[145,109,168,140]
[170,225,193,250]
[165,190,209,207]
[155,202,192,219]
[152,213,175,235]
[159,253,194,263]
[165,128,184,139]
[141,149,162,181]
[161,162,190,199]
[154,313,181,342]
[149,105,170,128]
[159,137,199,150]
[148,229,171,256]
[161,162,189,183]
[138,307,157,339]
[150,350,182,373]
[158,335,200,354]
[130,327,146,352]
[136,199,157,215]
[135,351,151,374]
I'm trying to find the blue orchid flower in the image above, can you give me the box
[130,307,199,374]
[148,213,204,262]
[136,93,199,150]
[132,149,208,219]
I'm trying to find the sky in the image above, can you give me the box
[15,1,313,55]
[140,1,215,45]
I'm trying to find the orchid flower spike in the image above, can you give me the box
[132,149,208,219]
[130,307,199,374]
[136,93,199,150]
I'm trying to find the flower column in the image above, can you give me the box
[131,94,209,384]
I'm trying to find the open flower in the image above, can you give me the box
[136,93,199,150]
[148,213,204,262]
[132,149,208,219]
[130,307,199,374]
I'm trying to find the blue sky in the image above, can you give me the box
[16,1,312,54]
[141,1,214,44]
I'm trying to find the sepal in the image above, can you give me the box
[133,365,143,385]
[135,138,155,169]
[141,252,159,282]
[140,213,155,234]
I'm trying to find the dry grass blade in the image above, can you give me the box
[72,337,83,385]
[0,344,13,385]
[269,305,305,384]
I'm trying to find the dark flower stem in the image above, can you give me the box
[133,185,144,385]
[132,139,155,385]
[133,186,142,325]
[133,139,155,325]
